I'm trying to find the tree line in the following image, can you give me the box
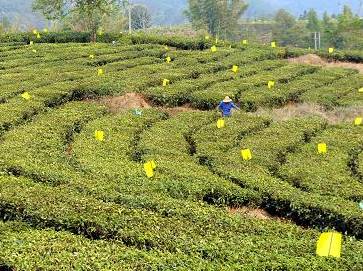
[0,0,152,39]
[185,1,363,50]
[0,0,362,50]
[272,6,363,50]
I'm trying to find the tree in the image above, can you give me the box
[321,11,337,47]
[272,9,309,47]
[0,17,11,33]
[306,9,320,32]
[337,5,356,30]
[299,10,308,20]
[275,9,295,30]
[131,4,151,30]
[32,0,118,41]
[62,3,126,33]
[185,0,248,40]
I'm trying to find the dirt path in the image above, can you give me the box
[95,92,200,115]
[255,103,363,124]
[98,92,151,113]
[288,54,363,74]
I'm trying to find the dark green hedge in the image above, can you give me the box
[285,46,363,63]
[0,32,212,50]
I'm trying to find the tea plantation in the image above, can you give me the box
[0,35,362,270]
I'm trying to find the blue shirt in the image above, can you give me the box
[218,102,237,116]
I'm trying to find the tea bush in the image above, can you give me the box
[0,35,362,270]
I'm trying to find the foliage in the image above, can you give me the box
[131,4,152,30]
[32,0,120,41]
[185,0,248,39]
[270,5,363,50]
[272,9,310,47]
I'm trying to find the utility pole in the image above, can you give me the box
[122,0,132,34]
[128,4,132,34]
[314,32,317,50]
[313,32,321,50]
[318,32,321,50]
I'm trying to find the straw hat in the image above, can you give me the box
[223,96,232,103]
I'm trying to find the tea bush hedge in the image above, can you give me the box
[0,35,362,270]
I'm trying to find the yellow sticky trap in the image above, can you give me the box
[318,143,327,154]
[165,56,171,63]
[242,40,248,45]
[43,28,48,33]
[21,92,31,100]
[241,149,252,161]
[37,33,41,39]
[232,65,239,73]
[328,48,334,54]
[271,42,276,48]
[162,79,170,87]
[97,69,104,76]
[144,160,156,178]
[359,87,363,93]
[205,35,210,40]
[217,119,225,129]
[89,54,94,59]
[29,41,34,45]
[316,232,342,258]
[268,81,275,89]
[211,46,217,52]
[32,49,37,53]
[94,130,104,141]
[32,29,38,35]
[354,117,362,126]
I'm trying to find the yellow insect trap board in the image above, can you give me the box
[232,65,239,73]
[97,69,104,76]
[165,56,171,63]
[144,160,157,178]
[32,29,38,35]
[162,79,170,87]
[211,46,217,52]
[217,119,225,129]
[94,130,104,141]
[318,143,327,154]
[37,33,41,39]
[241,149,252,161]
[242,40,248,45]
[21,92,31,100]
[316,232,342,258]
[354,117,362,126]
[89,54,95,59]
[268,81,275,89]
[359,87,363,93]
[271,42,276,48]
[205,35,210,40]
[328,48,334,54]
[29,41,34,45]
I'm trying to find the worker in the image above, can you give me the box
[218,96,240,117]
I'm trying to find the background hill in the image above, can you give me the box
[0,0,361,28]
[246,0,361,18]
